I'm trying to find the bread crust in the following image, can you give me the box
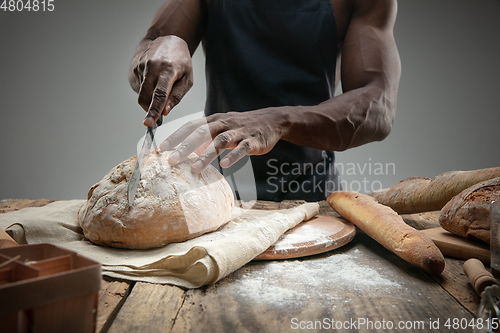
[77,149,234,249]
[327,191,445,275]
[369,167,500,214]
[439,177,500,244]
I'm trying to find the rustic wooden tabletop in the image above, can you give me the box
[0,199,483,333]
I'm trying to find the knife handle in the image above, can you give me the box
[156,114,163,126]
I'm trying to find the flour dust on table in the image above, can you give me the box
[230,249,401,308]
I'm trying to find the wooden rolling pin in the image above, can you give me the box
[463,258,498,295]
[0,228,18,249]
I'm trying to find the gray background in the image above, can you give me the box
[0,0,499,200]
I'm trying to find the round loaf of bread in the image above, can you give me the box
[439,177,500,244]
[77,149,234,249]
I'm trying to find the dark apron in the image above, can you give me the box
[203,0,339,202]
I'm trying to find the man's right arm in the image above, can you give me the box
[129,0,207,126]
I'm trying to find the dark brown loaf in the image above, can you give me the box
[327,191,445,275]
[369,166,500,214]
[439,177,500,244]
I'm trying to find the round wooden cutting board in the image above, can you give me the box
[254,215,356,260]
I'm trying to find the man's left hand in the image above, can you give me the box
[160,109,289,173]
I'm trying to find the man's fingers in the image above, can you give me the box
[190,140,224,173]
[171,124,213,162]
[194,139,212,156]
[164,121,216,164]
[132,36,194,126]
[144,72,175,126]
[165,73,193,112]
[191,131,247,173]
[160,118,205,151]
[219,139,255,168]
[137,71,156,112]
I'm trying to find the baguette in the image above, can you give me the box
[369,166,500,214]
[327,191,445,275]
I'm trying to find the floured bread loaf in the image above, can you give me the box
[439,177,500,244]
[78,149,234,249]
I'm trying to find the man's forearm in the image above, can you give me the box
[280,83,397,151]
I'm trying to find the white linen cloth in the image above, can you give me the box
[0,200,318,288]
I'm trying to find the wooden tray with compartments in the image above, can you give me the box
[0,243,101,333]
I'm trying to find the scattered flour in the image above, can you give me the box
[273,223,334,251]
[233,249,401,307]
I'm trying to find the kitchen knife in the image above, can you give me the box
[127,115,163,206]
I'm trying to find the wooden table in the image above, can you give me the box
[0,199,484,333]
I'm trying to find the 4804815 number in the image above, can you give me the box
[1,0,54,11]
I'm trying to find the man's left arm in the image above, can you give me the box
[281,0,401,151]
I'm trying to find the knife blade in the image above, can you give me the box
[128,115,163,206]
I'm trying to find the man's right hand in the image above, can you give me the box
[131,35,194,126]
